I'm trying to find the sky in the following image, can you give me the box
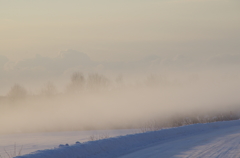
[1,0,239,61]
[0,0,240,94]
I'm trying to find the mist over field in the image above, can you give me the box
[0,0,240,134]
[0,64,240,134]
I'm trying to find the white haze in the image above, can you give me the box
[0,69,240,134]
[0,0,239,134]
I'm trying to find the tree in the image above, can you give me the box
[66,72,85,93]
[41,82,57,97]
[7,84,27,101]
[87,73,109,91]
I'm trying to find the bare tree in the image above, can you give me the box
[7,84,27,101]
[41,82,57,97]
[87,73,109,91]
[145,74,160,87]
[66,72,85,93]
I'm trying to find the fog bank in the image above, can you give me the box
[0,70,240,134]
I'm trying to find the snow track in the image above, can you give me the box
[120,122,240,158]
[16,120,240,158]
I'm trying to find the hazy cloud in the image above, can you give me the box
[0,55,8,70]
[0,49,240,95]
[11,50,94,77]
[4,50,240,77]
[0,50,96,94]
[208,54,240,65]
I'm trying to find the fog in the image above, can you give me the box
[1,68,240,134]
[0,0,239,134]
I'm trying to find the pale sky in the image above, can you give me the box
[1,0,239,62]
[0,0,240,95]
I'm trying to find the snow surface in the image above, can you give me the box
[0,129,137,157]
[14,120,240,158]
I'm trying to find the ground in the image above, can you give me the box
[3,120,240,158]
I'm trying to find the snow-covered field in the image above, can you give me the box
[119,122,240,158]
[0,129,138,158]
[8,120,240,158]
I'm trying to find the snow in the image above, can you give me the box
[0,129,138,157]
[13,120,240,158]
[119,123,240,158]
